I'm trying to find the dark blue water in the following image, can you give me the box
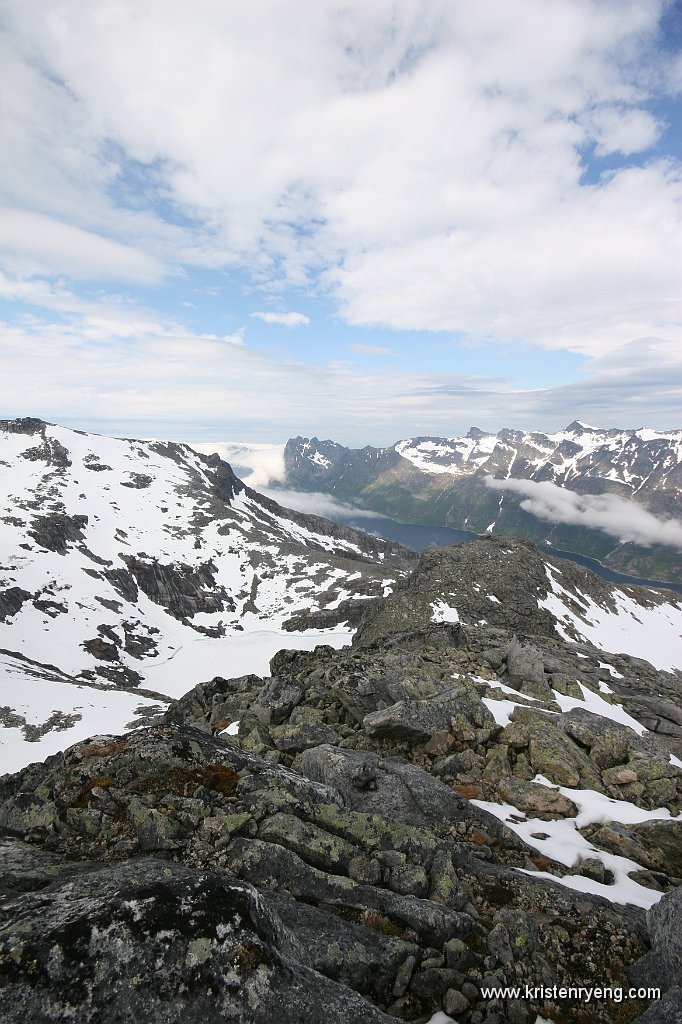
[335,512,682,596]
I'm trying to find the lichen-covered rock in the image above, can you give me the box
[527,724,583,787]
[588,820,682,883]
[505,641,553,701]
[1,574,676,1024]
[0,858,402,1023]
[271,720,338,753]
[363,700,455,743]
[265,892,420,1004]
[299,745,525,853]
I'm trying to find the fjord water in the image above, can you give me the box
[333,511,682,596]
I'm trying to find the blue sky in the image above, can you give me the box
[0,0,681,445]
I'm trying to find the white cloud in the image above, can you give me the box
[259,487,382,520]
[0,0,679,356]
[220,330,246,346]
[251,311,310,327]
[588,106,662,157]
[485,476,682,549]
[0,208,164,283]
[189,442,286,486]
[350,344,395,357]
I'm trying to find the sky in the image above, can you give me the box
[0,0,681,446]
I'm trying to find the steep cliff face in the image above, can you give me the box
[281,423,682,580]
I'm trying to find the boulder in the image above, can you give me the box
[363,700,453,744]
[631,887,682,1022]
[0,858,402,1024]
[497,777,578,820]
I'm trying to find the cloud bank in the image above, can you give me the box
[190,442,286,487]
[1,0,681,356]
[1,292,680,445]
[485,477,682,550]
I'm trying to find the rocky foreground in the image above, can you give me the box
[1,540,681,1023]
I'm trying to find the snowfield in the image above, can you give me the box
[540,565,682,672]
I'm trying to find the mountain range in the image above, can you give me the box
[280,422,682,582]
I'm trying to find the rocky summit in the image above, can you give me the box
[1,536,681,1023]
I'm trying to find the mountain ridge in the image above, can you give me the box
[280,422,682,581]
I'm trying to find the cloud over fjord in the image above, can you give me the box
[485,476,682,550]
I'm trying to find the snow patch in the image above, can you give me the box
[551,682,646,735]
[431,601,460,624]
[540,565,682,672]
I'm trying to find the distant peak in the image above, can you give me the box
[466,426,492,440]
[565,420,598,434]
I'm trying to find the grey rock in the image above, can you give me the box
[633,988,682,1024]
[505,640,547,693]
[227,837,474,948]
[647,886,682,983]
[0,587,32,622]
[363,700,454,743]
[122,554,235,622]
[264,891,419,1003]
[0,858,402,1023]
[271,720,338,753]
[630,887,682,1021]
[300,745,526,850]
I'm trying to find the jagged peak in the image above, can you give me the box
[564,419,601,434]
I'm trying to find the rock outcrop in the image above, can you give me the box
[629,887,682,1022]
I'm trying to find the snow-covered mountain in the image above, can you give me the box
[0,418,415,772]
[397,421,682,492]
[282,422,682,580]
